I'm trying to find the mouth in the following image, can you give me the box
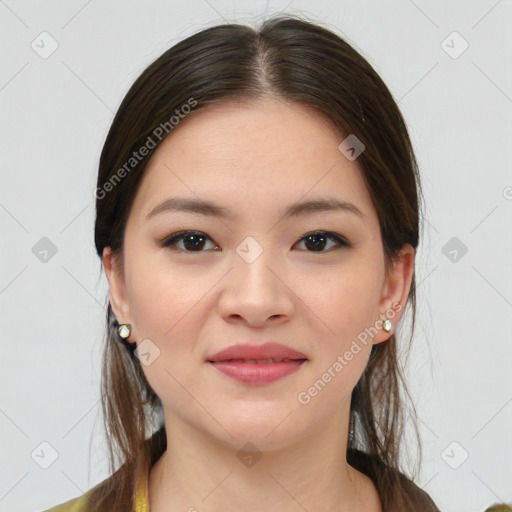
[210,357,306,364]
[207,355,308,384]
[206,342,309,384]
[207,342,308,363]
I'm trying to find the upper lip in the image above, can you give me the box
[207,342,308,362]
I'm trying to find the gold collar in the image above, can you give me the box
[134,452,150,511]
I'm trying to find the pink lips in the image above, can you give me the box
[207,342,308,384]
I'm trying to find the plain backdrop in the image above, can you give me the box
[1,1,511,511]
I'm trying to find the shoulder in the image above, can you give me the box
[347,448,441,512]
[38,476,109,512]
[396,473,440,511]
[39,492,90,512]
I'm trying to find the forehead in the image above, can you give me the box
[128,97,376,226]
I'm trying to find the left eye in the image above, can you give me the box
[295,231,350,252]
[160,230,350,253]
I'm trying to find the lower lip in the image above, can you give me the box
[208,360,307,384]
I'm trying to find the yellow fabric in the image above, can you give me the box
[40,493,89,512]
[40,454,149,512]
[133,453,150,512]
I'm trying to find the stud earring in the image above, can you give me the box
[382,319,392,332]
[117,323,132,340]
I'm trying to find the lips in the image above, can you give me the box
[207,342,308,384]
[207,342,308,363]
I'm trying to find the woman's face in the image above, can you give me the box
[104,97,413,450]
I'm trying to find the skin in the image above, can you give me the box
[103,96,414,512]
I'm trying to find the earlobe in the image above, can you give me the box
[373,244,415,345]
[372,314,396,345]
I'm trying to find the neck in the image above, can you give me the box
[148,408,381,512]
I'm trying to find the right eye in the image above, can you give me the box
[160,230,220,253]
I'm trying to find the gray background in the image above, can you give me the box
[1,1,511,511]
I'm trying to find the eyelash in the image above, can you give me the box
[159,230,351,254]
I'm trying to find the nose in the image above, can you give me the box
[217,247,295,328]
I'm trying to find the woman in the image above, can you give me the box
[43,15,441,512]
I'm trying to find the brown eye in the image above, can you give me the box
[161,231,219,252]
[295,231,350,252]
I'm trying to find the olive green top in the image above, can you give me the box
[41,454,148,512]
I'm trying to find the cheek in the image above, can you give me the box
[298,261,383,340]
[294,258,382,401]
[124,259,205,414]
[122,247,210,391]
[125,245,206,341]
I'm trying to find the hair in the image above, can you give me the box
[91,14,439,512]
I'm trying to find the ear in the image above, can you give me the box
[372,243,415,344]
[102,247,135,343]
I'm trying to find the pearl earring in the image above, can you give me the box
[117,323,131,339]
[382,319,392,332]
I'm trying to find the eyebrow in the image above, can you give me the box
[146,196,364,221]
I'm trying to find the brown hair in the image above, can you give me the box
[91,14,439,511]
